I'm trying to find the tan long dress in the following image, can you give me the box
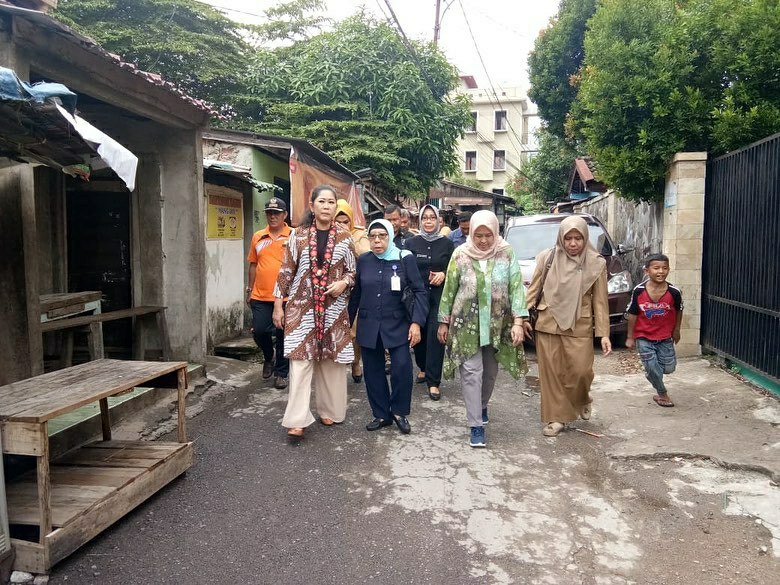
[527,259,609,424]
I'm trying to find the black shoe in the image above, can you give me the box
[262,361,273,379]
[352,374,363,383]
[273,376,288,389]
[416,374,427,384]
[394,415,411,434]
[366,418,393,431]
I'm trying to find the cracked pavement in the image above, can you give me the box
[46,349,779,584]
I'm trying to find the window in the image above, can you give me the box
[495,110,507,131]
[466,112,477,133]
[465,151,477,172]
[493,150,506,170]
[492,188,504,195]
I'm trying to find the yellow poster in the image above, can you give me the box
[207,187,243,239]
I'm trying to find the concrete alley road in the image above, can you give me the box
[47,350,779,585]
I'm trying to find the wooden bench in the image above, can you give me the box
[0,359,191,573]
[41,306,171,363]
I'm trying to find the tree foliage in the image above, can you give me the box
[530,0,780,203]
[55,2,470,197]
[54,0,252,113]
[506,128,577,212]
[527,0,596,138]
[240,14,472,196]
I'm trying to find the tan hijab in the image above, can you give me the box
[460,210,511,260]
[540,216,605,331]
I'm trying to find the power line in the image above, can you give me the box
[456,0,529,155]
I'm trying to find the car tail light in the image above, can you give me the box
[608,270,632,294]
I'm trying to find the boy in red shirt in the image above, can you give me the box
[625,254,683,407]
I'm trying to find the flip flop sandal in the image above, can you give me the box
[653,395,675,407]
[581,404,592,420]
[287,427,305,437]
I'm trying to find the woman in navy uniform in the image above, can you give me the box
[349,219,428,434]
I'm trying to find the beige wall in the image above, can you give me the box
[456,86,538,193]
[663,152,707,357]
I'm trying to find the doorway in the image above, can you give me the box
[66,182,132,355]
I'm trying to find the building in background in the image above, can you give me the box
[454,76,539,195]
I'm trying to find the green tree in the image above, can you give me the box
[506,128,576,211]
[527,0,597,138]
[241,14,472,196]
[573,0,780,202]
[54,0,251,113]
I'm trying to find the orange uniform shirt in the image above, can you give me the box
[248,224,292,301]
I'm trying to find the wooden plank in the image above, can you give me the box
[87,439,184,450]
[40,306,167,333]
[39,292,101,313]
[56,445,180,469]
[46,303,87,319]
[177,367,187,442]
[0,360,188,422]
[48,466,139,488]
[0,421,45,455]
[88,321,105,360]
[37,425,52,544]
[9,539,47,575]
[8,484,113,527]
[46,443,194,568]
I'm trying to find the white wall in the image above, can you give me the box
[205,237,244,349]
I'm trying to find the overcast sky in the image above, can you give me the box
[203,0,561,90]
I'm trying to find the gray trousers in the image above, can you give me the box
[458,346,499,427]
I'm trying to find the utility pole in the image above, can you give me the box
[433,0,442,45]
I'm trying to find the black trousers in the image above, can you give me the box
[362,335,413,419]
[412,287,446,387]
[250,300,288,377]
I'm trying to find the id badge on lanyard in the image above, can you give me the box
[391,264,401,291]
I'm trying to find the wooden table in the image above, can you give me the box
[0,359,192,573]
[40,292,103,368]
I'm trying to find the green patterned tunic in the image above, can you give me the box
[438,245,529,380]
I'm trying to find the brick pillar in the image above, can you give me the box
[662,152,707,357]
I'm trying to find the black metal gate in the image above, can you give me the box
[702,133,780,382]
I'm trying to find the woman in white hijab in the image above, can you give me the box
[437,210,528,448]
[523,215,612,437]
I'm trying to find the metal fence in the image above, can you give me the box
[702,133,780,382]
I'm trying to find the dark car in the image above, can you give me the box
[503,213,632,344]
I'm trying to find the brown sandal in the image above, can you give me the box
[287,427,304,437]
[653,394,675,407]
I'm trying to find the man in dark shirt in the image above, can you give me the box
[384,204,409,249]
[448,211,472,247]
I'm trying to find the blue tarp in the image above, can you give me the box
[0,66,77,113]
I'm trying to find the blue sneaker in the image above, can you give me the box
[482,407,489,425]
[469,426,486,448]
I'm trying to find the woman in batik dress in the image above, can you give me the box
[273,185,356,438]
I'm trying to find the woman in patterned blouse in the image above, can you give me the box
[437,210,529,448]
[273,185,356,438]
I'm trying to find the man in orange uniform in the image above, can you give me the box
[247,197,291,389]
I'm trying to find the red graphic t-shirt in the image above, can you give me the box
[626,283,683,341]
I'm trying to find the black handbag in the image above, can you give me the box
[401,285,415,321]
[529,246,556,330]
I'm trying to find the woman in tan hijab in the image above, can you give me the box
[523,215,612,437]
[335,199,370,382]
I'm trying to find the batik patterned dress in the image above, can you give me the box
[274,225,356,363]
[437,246,529,380]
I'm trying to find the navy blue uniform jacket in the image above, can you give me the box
[349,251,429,350]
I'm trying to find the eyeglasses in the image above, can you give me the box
[368,233,389,240]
